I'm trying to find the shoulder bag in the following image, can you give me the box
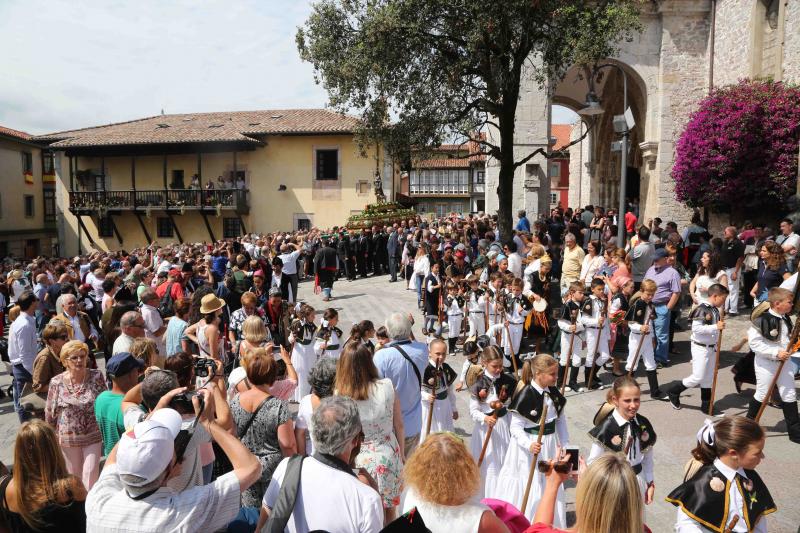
[392,344,422,387]
[263,455,305,533]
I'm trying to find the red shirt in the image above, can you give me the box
[155,280,184,301]
[625,212,638,233]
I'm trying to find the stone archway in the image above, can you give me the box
[551,60,649,215]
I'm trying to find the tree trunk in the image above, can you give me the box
[496,111,516,240]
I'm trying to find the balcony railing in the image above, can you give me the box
[69,189,249,215]
[472,182,485,193]
[409,184,469,195]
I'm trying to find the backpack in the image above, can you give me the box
[158,282,176,318]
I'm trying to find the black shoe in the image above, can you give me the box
[667,383,687,410]
[782,401,800,444]
[569,365,584,392]
[700,388,712,415]
[647,370,668,400]
[734,378,744,394]
[746,399,762,420]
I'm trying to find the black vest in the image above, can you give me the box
[625,298,653,325]
[560,300,581,321]
[508,384,566,423]
[689,303,720,325]
[588,412,657,453]
[422,362,457,393]
[665,464,776,533]
[751,312,792,342]
[469,372,517,417]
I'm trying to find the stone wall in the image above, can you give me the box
[713,0,752,86]
[784,0,800,83]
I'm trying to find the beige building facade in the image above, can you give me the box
[35,110,386,256]
[493,0,799,227]
[0,126,58,259]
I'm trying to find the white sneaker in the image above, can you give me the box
[577,386,587,393]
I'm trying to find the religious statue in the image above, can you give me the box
[373,170,387,203]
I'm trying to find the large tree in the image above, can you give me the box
[297,0,641,236]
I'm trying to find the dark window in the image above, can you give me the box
[171,169,185,189]
[0,242,7,259]
[316,149,338,181]
[475,170,485,184]
[157,217,174,238]
[21,152,33,173]
[223,217,242,239]
[43,189,56,223]
[24,195,34,217]
[42,152,55,174]
[97,216,114,237]
[297,218,311,231]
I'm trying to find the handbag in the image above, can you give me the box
[19,382,45,418]
[214,395,271,479]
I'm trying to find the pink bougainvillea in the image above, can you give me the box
[672,80,800,212]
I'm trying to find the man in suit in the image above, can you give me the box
[387,225,400,282]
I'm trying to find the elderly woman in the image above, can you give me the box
[230,348,296,508]
[294,357,337,456]
[32,321,71,397]
[44,340,107,490]
[402,433,510,532]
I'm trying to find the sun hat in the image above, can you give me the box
[116,408,182,486]
[199,293,226,314]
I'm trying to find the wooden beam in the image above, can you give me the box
[166,212,183,244]
[76,215,98,250]
[108,214,123,246]
[200,211,216,243]
[233,151,237,183]
[134,212,152,243]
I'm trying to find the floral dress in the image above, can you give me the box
[45,369,107,448]
[352,378,403,508]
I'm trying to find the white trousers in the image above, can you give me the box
[626,332,656,371]
[725,267,739,314]
[447,315,463,339]
[584,327,611,367]
[682,342,716,388]
[754,355,797,402]
[559,330,584,366]
[502,324,524,365]
[467,312,487,337]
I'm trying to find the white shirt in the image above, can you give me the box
[295,395,314,455]
[263,455,383,533]
[85,464,242,533]
[8,312,38,372]
[279,249,301,275]
[507,252,523,278]
[675,459,767,533]
[141,303,166,356]
[64,312,98,342]
[776,231,800,259]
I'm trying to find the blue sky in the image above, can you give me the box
[0,0,576,134]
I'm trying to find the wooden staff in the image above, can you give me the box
[724,515,739,533]
[707,309,725,415]
[437,289,444,331]
[627,306,653,378]
[425,365,441,437]
[478,384,507,466]
[505,324,519,378]
[586,302,607,390]
[560,310,578,395]
[520,394,550,514]
[755,317,800,422]
[484,289,490,332]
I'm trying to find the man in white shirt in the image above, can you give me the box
[113,311,146,356]
[85,390,262,533]
[258,396,383,533]
[8,291,39,422]
[777,218,800,272]
[140,289,167,357]
[278,242,302,303]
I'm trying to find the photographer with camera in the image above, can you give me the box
[85,385,261,532]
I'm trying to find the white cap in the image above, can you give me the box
[117,408,182,486]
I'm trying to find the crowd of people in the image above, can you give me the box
[0,203,795,532]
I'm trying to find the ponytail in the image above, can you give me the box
[690,416,764,465]
[522,354,557,385]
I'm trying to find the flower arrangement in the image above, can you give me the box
[672,79,800,213]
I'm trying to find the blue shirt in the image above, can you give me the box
[165,316,188,357]
[373,339,428,437]
[516,217,530,232]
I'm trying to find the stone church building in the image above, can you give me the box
[485,0,799,227]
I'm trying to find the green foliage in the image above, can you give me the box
[298,0,642,232]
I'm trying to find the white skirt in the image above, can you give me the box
[491,431,565,525]
[291,343,316,402]
[420,397,455,443]
[470,414,511,498]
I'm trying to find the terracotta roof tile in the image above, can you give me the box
[414,158,472,169]
[35,109,360,148]
[0,125,33,141]
[551,124,572,151]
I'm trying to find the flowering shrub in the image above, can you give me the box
[672,80,800,212]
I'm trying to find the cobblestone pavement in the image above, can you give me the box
[1,275,797,531]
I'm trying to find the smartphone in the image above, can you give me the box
[564,446,580,472]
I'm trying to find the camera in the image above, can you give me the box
[194,357,216,378]
[169,390,205,415]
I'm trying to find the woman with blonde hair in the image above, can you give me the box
[130,336,164,369]
[0,420,87,532]
[401,433,510,533]
[336,342,404,524]
[528,453,645,533]
[44,340,106,490]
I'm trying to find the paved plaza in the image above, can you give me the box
[1,275,798,531]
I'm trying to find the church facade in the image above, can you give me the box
[485,0,799,227]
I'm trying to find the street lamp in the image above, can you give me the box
[577,63,633,248]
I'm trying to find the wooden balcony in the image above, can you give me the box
[68,189,249,216]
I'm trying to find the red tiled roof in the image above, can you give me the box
[35,109,360,148]
[0,125,33,141]
[414,158,471,169]
[551,124,572,151]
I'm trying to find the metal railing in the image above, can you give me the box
[69,188,248,213]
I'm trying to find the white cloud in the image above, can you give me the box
[0,0,330,134]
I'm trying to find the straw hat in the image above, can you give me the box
[199,294,226,314]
